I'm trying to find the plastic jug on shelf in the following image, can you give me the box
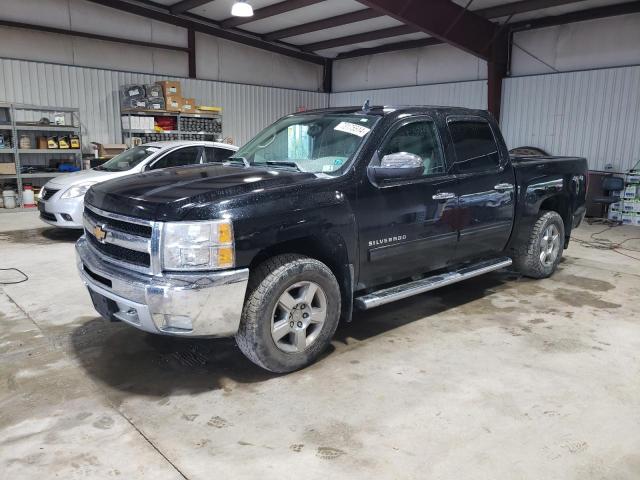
[22,185,36,208]
[2,189,17,209]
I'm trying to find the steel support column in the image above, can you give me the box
[188,29,197,78]
[487,31,510,122]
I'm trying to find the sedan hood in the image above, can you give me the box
[85,164,317,221]
[46,168,130,189]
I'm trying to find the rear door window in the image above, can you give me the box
[448,119,500,173]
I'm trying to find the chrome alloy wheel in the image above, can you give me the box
[539,224,560,267]
[271,281,327,353]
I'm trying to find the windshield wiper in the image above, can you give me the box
[265,161,301,171]
[225,156,250,167]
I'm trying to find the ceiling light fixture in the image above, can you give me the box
[231,0,254,17]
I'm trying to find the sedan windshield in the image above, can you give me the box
[232,113,378,174]
[96,146,160,172]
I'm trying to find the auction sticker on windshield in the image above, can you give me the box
[334,121,371,137]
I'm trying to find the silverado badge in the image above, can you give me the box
[93,224,108,242]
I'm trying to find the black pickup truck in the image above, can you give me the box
[76,106,587,372]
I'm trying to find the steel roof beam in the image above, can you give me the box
[169,0,214,14]
[354,0,498,60]
[221,0,325,29]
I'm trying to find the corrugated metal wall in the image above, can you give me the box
[501,66,640,172]
[0,58,328,148]
[329,80,488,110]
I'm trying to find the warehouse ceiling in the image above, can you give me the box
[92,0,639,62]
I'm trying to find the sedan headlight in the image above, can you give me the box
[61,182,97,199]
[162,220,235,271]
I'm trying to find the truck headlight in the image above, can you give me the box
[162,220,235,271]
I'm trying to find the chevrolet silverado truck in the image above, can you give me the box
[76,106,587,373]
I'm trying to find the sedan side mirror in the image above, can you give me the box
[369,152,424,181]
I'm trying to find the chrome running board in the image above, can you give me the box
[355,257,512,310]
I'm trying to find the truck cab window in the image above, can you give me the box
[152,146,202,169]
[379,120,446,176]
[449,120,500,173]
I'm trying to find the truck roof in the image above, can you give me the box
[297,105,491,118]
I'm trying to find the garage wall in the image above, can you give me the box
[329,79,487,109]
[511,13,640,76]
[195,34,323,91]
[332,43,487,92]
[501,65,640,172]
[0,0,323,91]
[0,58,328,148]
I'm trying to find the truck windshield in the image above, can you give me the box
[96,146,160,172]
[231,113,378,174]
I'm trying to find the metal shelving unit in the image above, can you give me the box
[120,109,222,145]
[0,102,83,207]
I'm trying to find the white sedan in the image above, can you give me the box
[38,140,238,228]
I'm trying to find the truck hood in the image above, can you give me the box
[46,168,132,189]
[85,164,317,221]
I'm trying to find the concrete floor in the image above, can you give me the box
[1,210,640,479]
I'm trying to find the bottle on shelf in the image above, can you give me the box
[2,188,17,209]
[22,185,36,208]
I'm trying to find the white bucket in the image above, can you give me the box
[2,189,17,209]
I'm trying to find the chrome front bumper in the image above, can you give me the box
[76,236,249,337]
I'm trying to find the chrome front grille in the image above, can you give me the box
[83,204,159,274]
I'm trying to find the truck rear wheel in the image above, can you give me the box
[236,254,341,373]
[513,210,565,279]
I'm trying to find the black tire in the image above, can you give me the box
[512,210,565,279]
[236,254,341,373]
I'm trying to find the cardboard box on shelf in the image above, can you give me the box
[145,97,165,111]
[145,84,163,98]
[157,81,181,98]
[92,143,127,159]
[611,201,622,211]
[0,162,16,175]
[180,98,196,113]
[165,95,182,112]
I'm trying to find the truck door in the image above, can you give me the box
[446,116,516,261]
[355,116,459,289]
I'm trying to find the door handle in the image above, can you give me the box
[432,192,456,201]
[494,183,514,192]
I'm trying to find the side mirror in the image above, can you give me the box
[369,152,424,181]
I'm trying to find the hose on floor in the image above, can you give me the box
[0,268,29,284]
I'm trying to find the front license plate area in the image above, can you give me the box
[89,289,119,321]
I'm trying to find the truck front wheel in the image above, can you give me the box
[513,210,565,279]
[236,254,341,373]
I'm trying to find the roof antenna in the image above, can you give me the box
[362,98,371,112]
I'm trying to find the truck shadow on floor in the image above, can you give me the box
[69,271,515,399]
[0,227,83,244]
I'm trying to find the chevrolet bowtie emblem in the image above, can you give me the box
[93,224,108,242]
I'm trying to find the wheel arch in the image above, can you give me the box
[248,234,355,323]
